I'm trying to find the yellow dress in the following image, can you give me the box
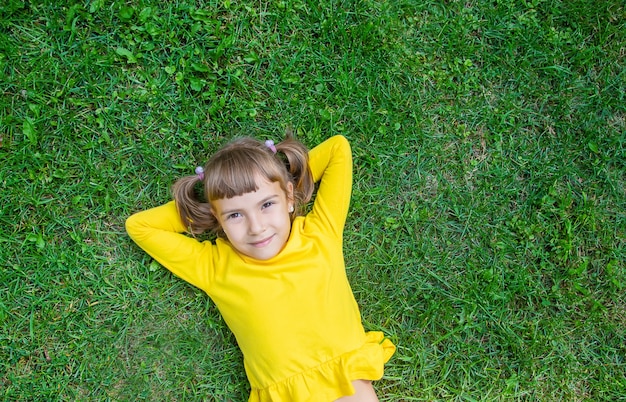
[126,135,395,401]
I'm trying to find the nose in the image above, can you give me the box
[247,212,265,235]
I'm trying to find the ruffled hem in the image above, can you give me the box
[248,331,395,402]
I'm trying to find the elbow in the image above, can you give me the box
[334,135,352,158]
[125,212,140,238]
[334,134,349,146]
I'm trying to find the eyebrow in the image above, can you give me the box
[219,194,280,217]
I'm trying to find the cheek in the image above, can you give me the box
[219,221,239,240]
[280,209,293,228]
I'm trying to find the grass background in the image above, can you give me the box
[1,0,624,400]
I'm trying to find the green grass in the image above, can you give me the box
[1,0,624,400]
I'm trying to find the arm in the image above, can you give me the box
[125,201,213,291]
[307,135,353,238]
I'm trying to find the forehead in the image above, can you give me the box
[212,178,284,211]
[206,154,286,201]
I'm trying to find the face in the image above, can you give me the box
[211,177,294,260]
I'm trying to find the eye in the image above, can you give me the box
[227,212,242,220]
[261,201,275,209]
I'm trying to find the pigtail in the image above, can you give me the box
[171,175,216,234]
[275,129,314,212]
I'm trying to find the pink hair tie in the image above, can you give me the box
[265,139,277,154]
[195,166,204,181]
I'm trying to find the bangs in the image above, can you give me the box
[205,145,285,200]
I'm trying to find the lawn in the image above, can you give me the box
[1,0,624,400]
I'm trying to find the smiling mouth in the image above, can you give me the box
[251,235,274,248]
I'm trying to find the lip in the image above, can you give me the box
[250,235,274,248]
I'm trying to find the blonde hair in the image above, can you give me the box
[172,131,314,235]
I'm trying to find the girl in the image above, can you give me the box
[126,133,395,401]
